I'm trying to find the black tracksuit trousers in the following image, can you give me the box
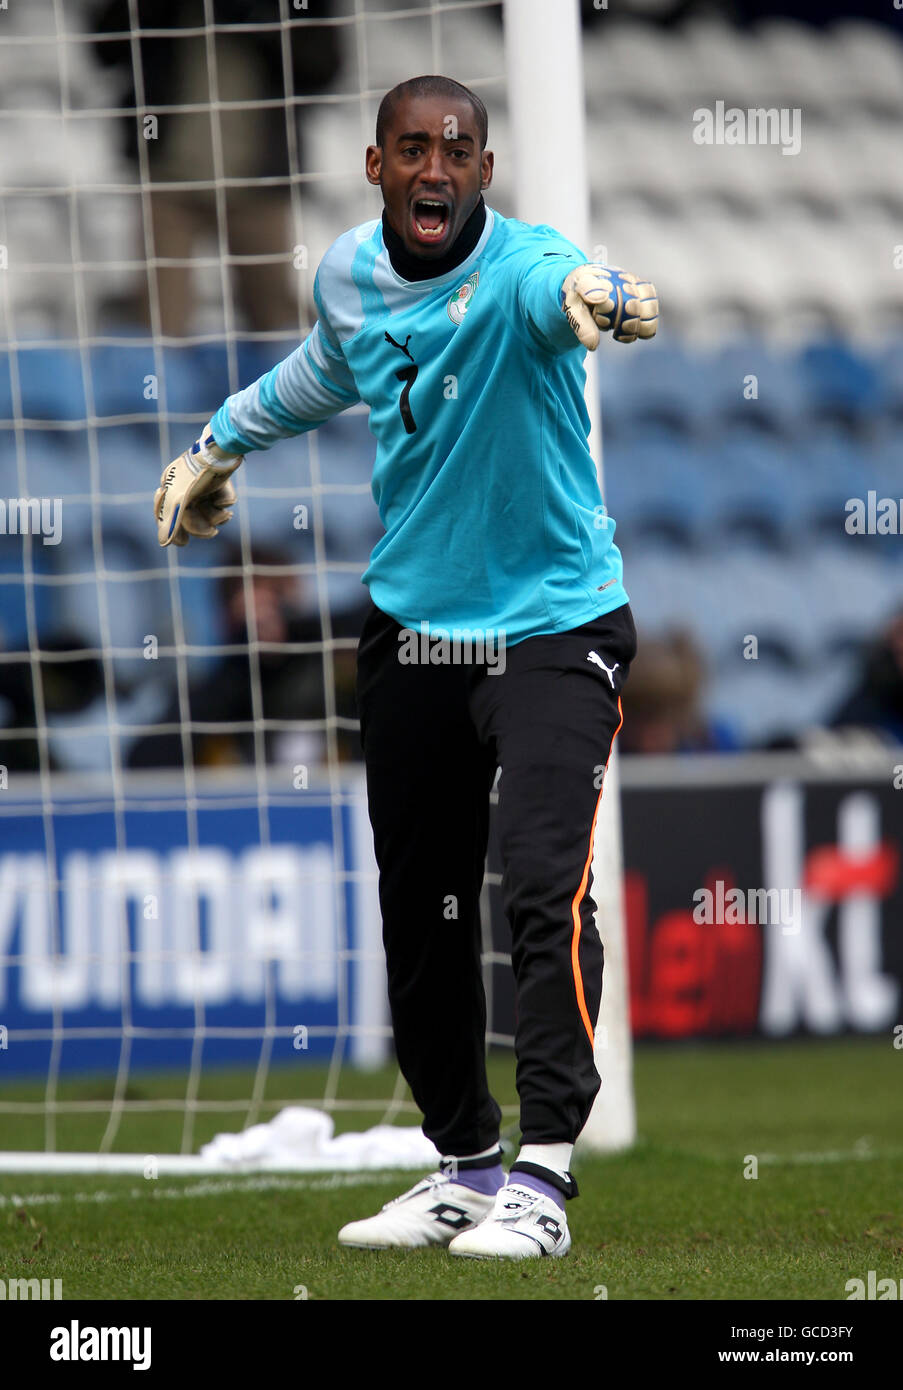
[355,599,637,1156]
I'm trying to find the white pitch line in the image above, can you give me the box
[1,1145,899,1211]
[0,1151,433,1176]
[756,1143,901,1165]
[0,1171,411,1208]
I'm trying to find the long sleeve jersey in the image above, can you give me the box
[210,205,628,644]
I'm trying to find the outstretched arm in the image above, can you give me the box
[209,314,360,456]
[517,247,658,355]
[155,298,360,549]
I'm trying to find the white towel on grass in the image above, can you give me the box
[199,1106,440,1171]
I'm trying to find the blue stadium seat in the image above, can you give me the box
[88,340,299,426]
[700,341,804,435]
[791,424,876,535]
[0,548,56,651]
[90,344,209,420]
[0,355,11,421]
[694,432,807,546]
[605,427,708,545]
[94,421,164,496]
[623,551,729,658]
[174,559,227,669]
[798,340,886,425]
[793,547,903,651]
[13,429,83,501]
[702,553,822,670]
[875,337,903,413]
[188,338,300,414]
[859,427,903,562]
[600,341,711,436]
[15,347,87,420]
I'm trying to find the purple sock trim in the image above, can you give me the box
[455,1163,504,1197]
[509,1170,566,1209]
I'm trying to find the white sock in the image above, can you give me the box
[515,1142,574,1180]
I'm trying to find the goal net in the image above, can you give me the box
[0,0,633,1172]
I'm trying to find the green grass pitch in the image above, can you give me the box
[0,1038,900,1300]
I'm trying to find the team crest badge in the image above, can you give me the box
[447,271,479,326]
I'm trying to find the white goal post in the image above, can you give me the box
[504,0,636,1151]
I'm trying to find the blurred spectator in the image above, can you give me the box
[90,0,342,336]
[619,628,742,754]
[127,543,367,769]
[0,635,104,771]
[830,610,903,745]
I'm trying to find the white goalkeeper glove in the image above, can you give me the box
[561,263,659,349]
[155,423,243,548]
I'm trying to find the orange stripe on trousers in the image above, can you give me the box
[570,696,624,1047]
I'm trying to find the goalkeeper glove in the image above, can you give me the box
[561,263,659,349]
[155,423,242,548]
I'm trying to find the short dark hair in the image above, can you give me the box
[375,75,488,151]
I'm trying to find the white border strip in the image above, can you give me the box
[0,1152,429,1175]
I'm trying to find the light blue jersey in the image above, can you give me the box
[211,206,627,644]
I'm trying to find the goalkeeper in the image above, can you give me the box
[155,75,657,1259]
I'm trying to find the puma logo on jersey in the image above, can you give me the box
[385,331,414,362]
[587,651,619,688]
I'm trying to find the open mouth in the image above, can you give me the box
[411,198,450,243]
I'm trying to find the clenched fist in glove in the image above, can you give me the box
[155,423,243,548]
[561,263,659,349]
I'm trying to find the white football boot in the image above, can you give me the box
[447,1181,571,1259]
[337,1171,498,1250]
